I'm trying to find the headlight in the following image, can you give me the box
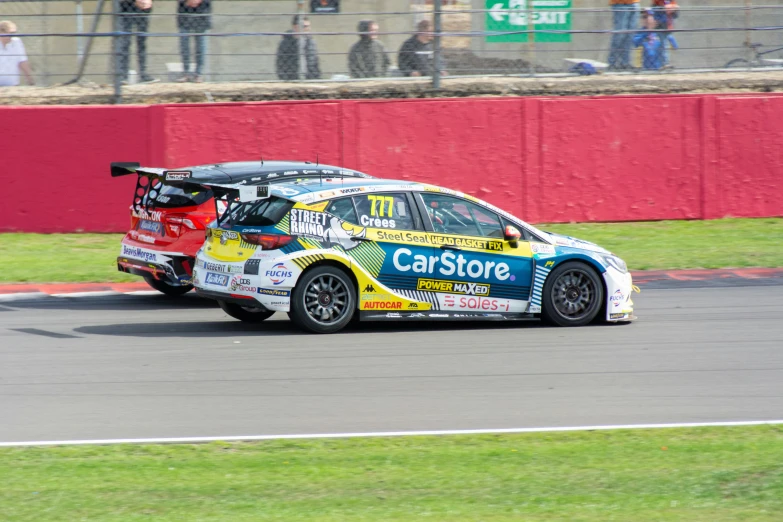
[602,255,628,274]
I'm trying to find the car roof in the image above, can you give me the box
[263,178,553,243]
[177,161,372,185]
[286,177,410,192]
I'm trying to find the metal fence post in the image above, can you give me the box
[433,0,442,89]
[111,0,122,104]
[526,1,535,75]
[744,0,752,60]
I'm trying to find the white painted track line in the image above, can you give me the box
[124,290,163,296]
[0,292,47,302]
[50,291,122,298]
[2,420,782,448]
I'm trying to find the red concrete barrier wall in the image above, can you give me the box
[2,95,782,233]
[3,106,152,233]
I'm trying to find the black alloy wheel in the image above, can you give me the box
[144,275,193,297]
[217,300,275,322]
[541,261,604,327]
[289,266,355,334]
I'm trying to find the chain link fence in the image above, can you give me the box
[1,0,782,102]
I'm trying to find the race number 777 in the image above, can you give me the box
[368,195,394,217]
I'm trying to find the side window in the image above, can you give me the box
[326,197,359,224]
[420,194,504,238]
[352,193,415,230]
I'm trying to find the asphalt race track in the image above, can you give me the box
[1,282,782,443]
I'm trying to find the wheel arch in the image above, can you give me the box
[296,259,360,302]
[542,255,609,316]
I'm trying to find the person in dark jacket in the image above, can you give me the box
[398,19,435,77]
[117,0,158,83]
[275,15,321,81]
[177,0,212,82]
[348,20,390,78]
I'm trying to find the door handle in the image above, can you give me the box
[440,245,461,251]
[350,236,372,242]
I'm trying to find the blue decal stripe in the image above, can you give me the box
[281,241,305,255]
[530,266,551,307]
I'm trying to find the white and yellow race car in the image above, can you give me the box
[167,172,637,334]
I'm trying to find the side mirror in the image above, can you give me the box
[504,225,521,246]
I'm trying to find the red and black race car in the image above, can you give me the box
[111,161,372,296]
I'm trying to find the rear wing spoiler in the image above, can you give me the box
[110,160,358,214]
[110,162,206,214]
[111,162,194,182]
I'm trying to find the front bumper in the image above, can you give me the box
[604,269,635,322]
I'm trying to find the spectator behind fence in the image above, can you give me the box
[0,20,34,86]
[607,0,640,71]
[398,19,435,77]
[651,0,679,66]
[177,0,212,83]
[348,20,390,78]
[276,15,321,81]
[118,0,158,84]
[634,12,678,70]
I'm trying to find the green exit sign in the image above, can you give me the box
[485,0,572,43]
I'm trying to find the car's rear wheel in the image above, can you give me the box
[541,262,604,327]
[144,276,193,297]
[217,300,275,322]
[289,266,355,334]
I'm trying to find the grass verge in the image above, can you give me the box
[0,218,781,283]
[1,426,782,521]
[535,217,783,270]
[0,233,135,284]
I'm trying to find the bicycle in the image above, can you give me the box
[724,42,783,68]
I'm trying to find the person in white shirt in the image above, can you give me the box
[0,21,34,87]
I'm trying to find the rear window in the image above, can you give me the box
[219,197,294,227]
[149,184,212,209]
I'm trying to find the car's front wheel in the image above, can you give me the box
[289,266,356,334]
[541,262,604,327]
[144,276,193,297]
[217,300,276,323]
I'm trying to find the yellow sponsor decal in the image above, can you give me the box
[545,260,555,267]
[368,195,395,217]
[353,269,431,311]
[294,201,329,212]
[371,230,504,252]
[205,228,255,262]
[416,278,491,296]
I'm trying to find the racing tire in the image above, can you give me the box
[143,276,193,297]
[724,58,752,69]
[217,300,275,323]
[289,266,356,334]
[541,261,604,327]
